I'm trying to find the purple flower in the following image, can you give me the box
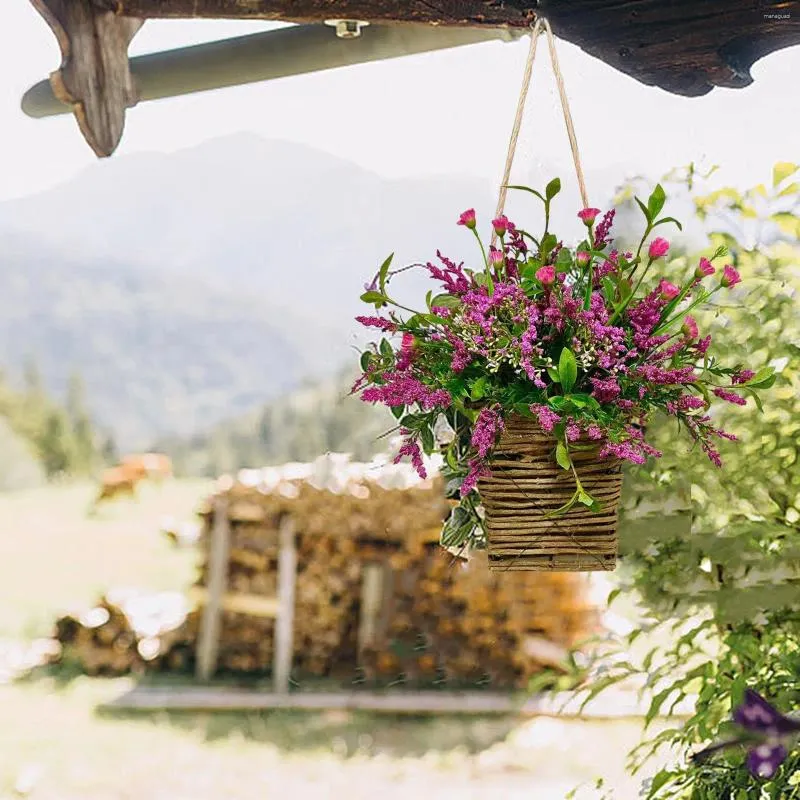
[393,431,427,479]
[470,406,505,459]
[460,458,491,497]
[361,374,450,410]
[530,404,561,434]
[713,387,747,406]
[732,369,755,385]
[590,376,621,403]
[355,315,396,332]
[593,209,615,248]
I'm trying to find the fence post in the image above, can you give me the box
[273,515,296,694]
[195,494,230,681]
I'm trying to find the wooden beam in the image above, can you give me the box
[357,562,386,654]
[272,515,297,694]
[543,0,800,98]
[30,0,143,157]
[101,0,800,97]
[103,1,536,27]
[195,496,231,681]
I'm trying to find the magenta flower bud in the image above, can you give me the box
[488,246,504,268]
[695,257,715,278]
[457,208,477,229]
[492,215,510,237]
[721,264,741,288]
[577,207,601,226]
[575,250,590,268]
[681,315,699,339]
[648,237,670,259]
[659,280,679,300]
[536,265,556,286]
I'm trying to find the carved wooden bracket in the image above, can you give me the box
[30,0,144,157]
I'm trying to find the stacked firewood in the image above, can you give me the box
[55,589,191,676]
[55,451,600,686]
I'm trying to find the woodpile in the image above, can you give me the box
[55,589,191,676]
[56,450,601,688]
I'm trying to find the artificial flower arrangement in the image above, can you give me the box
[351,180,774,568]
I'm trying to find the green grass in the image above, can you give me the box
[0,479,210,639]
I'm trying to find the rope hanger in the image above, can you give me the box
[492,17,589,246]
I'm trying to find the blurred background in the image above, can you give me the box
[0,4,798,799]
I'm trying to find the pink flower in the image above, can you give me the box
[530,404,561,434]
[682,315,699,339]
[488,246,505,268]
[578,207,601,226]
[575,250,590,268]
[713,388,747,406]
[536,265,556,286]
[695,257,715,278]
[471,406,505,459]
[492,215,510,237]
[721,265,741,288]
[460,458,491,497]
[658,280,680,300]
[393,432,427,479]
[457,208,477,230]
[355,315,396,332]
[648,237,670,259]
[732,369,755,385]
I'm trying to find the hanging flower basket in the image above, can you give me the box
[350,177,775,573]
[479,414,622,571]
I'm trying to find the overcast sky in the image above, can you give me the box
[0,4,797,203]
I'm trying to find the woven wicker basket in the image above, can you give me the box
[478,415,622,572]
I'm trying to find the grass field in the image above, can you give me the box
[0,480,662,799]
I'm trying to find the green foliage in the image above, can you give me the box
[588,164,800,798]
[0,365,103,481]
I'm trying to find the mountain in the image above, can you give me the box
[0,231,320,448]
[0,134,626,448]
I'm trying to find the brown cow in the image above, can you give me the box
[88,465,145,515]
[120,453,173,482]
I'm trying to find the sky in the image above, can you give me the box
[0,5,798,203]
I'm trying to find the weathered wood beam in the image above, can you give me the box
[102,0,537,26]
[544,0,800,97]
[31,0,143,157]
[101,0,800,97]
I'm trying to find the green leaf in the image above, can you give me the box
[430,293,461,309]
[506,184,545,203]
[547,366,561,383]
[545,177,561,201]
[540,233,558,261]
[773,161,798,187]
[652,215,683,231]
[359,351,372,372]
[744,366,776,388]
[379,338,394,359]
[558,347,578,394]
[360,290,387,305]
[555,441,571,471]
[635,196,651,223]
[469,376,489,401]
[577,490,595,507]
[420,426,435,453]
[378,252,394,294]
[390,405,404,420]
[647,183,666,219]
